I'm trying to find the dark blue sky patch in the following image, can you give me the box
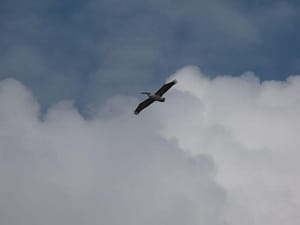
[0,0,299,112]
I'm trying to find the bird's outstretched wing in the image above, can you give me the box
[134,98,155,115]
[155,79,177,96]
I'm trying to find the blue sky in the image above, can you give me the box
[1,0,299,111]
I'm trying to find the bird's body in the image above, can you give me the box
[141,92,165,102]
[134,79,177,115]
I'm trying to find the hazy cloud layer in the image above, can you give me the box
[1,0,300,110]
[1,66,300,224]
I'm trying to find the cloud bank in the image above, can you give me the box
[0,66,300,225]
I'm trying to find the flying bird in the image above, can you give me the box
[134,79,177,115]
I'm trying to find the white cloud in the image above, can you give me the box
[1,66,300,225]
[0,78,226,225]
[160,66,300,225]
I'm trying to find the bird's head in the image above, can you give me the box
[140,92,151,97]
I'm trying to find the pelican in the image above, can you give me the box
[134,79,177,115]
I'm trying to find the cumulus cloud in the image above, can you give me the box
[0,77,226,225]
[1,66,300,225]
[161,66,300,225]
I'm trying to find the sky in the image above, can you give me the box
[1,0,300,110]
[1,1,300,225]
